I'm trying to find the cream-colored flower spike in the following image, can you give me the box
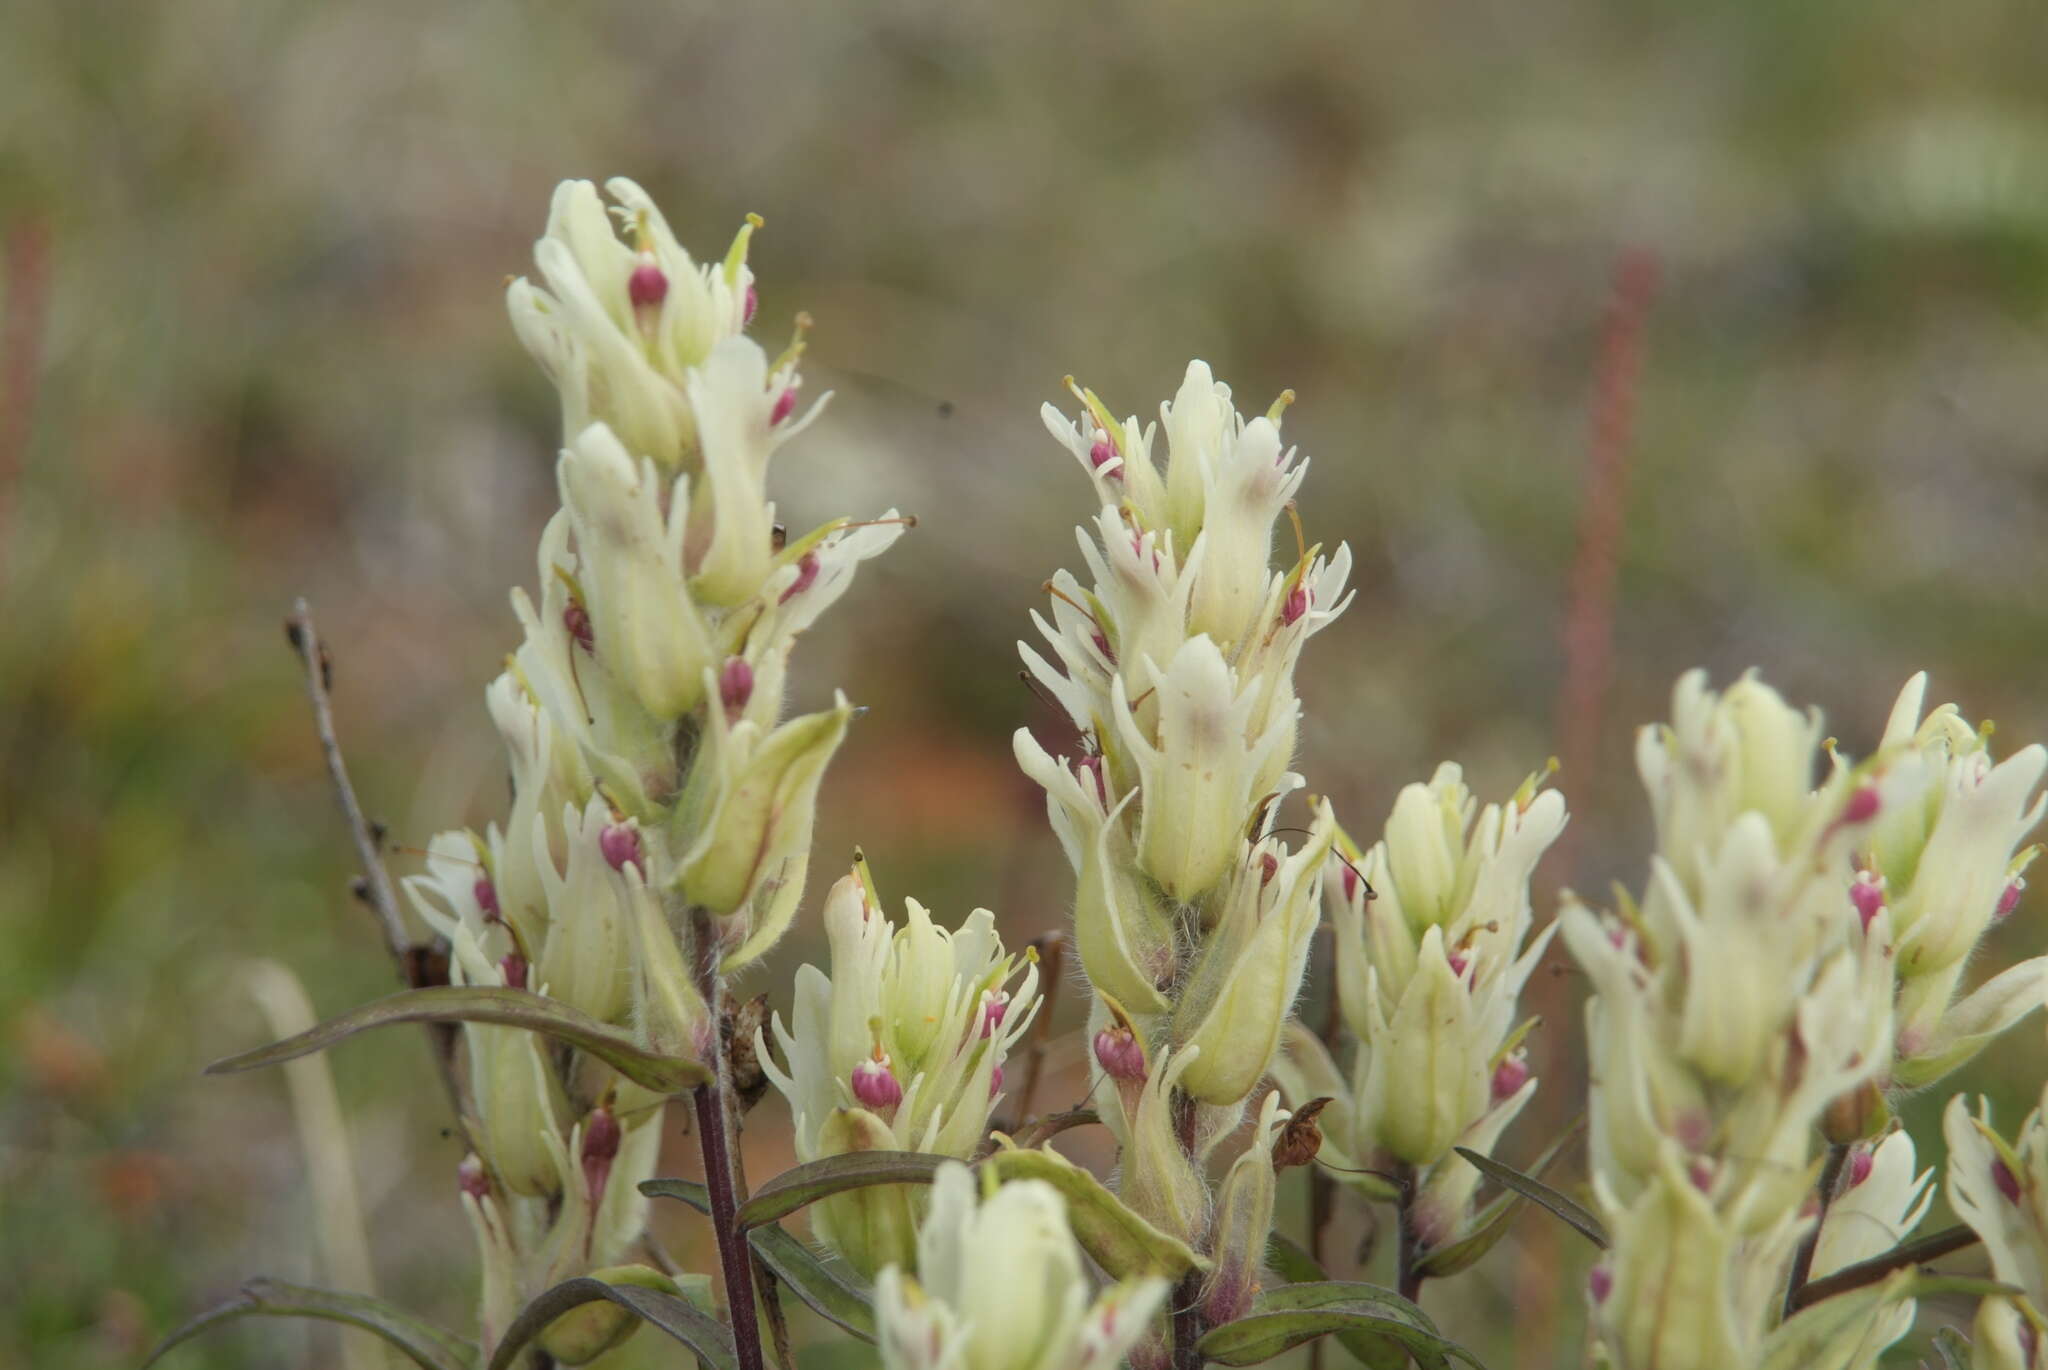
[874,1163,1169,1370]
[759,868,1041,1276]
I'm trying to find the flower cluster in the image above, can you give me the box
[873,1162,1168,1370]
[760,865,1041,1277]
[1565,670,2046,1370]
[1272,761,1567,1255]
[403,178,901,1353]
[1948,1087,2048,1369]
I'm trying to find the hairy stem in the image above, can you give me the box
[1394,1162,1424,1304]
[1170,1087,1204,1370]
[690,906,765,1370]
[1783,1140,1850,1321]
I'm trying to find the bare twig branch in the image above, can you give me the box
[1788,1223,1981,1313]
[1010,1108,1101,1150]
[1784,1140,1851,1320]
[1013,930,1066,1128]
[689,905,766,1370]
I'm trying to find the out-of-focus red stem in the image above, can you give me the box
[1554,249,1659,880]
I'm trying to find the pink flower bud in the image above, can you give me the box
[564,600,594,652]
[778,552,819,604]
[1850,874,1885,932]
[499,953,528,990]
[852,1055,903,1110]
[1075,753,1110,809]
[582,1106,622,1200]
[474,876,500,921]
[1688,1159,1713,1192]
[1258,852,1279,885]
[1282,583,1309,626]
[719,657,755,717]
[989,1065,1004,1099]
[628,255,668,310]
[1491,1054,1531,1101]
[1842,784,1881,825]
[1088,432,1121,477]
[458,1154,490,1200]
[1589,1265,1612,1304]
[979,990,1010,1039]
[1090,630,1115,663]
[1341,864,1360,903]
[1995,1158,2023,1205]
[1093,1026,1147,1082]
[1847,1148,1874,1189]
[1446,950,1470,980]
[770,387,797,426]
[743,282,758,324]
[1997,878,2025,921]
[600,822,644,876]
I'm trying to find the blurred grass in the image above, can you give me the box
[5,0,2048,1365]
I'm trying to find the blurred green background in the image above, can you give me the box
[6,0,2048,1365]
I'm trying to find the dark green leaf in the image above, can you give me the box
[1198,1305,1486,1369]
[733,1151,945,1230]
[983,1144,1206,1279]
[144,1278,474,1370]
[1264,1231,1332,1285]
[486,1277,736,1370]
[205,986,711,1093]
[748,1223,878,1343]
[642,1176,713,1214]
[1452,1146,1607,1250]
[1422,1118,1585,1277]
[1249,1281,1440,1370]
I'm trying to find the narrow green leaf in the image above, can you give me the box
[1264,1231,1332,1285]
[1197,1306,1486,1368]
[643,1176,878,1343]
[1248,1281,1440,1370]
[205,986,711,1093]
[1422,1119,1585,1277]
[1452,1146,1607,1250]
[486,1277,736,1370]
[748,1223,878,1343]
[642,1176,713,1214]
[734,1151,946,1230]
[984,1143,1207,1279]
[144,1278,474,1370]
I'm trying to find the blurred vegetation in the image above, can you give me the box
[5,0,2048,1365]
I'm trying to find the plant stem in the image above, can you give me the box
[1170,1087,1205,1370]
[689,906,765,1370]
[1787,1223,1981,1312]
[1782,1140,1850,1321]
[1394,1162,1424,1303]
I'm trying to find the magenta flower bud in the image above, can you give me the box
[457,1154,491,1201]
[770,387,797,426]
[1995,1158,2023,1204]
[499,953,528,990]
[564,600,595,652]
[989,1065,1004,1099]
[1446,949,1470,980]
[1491,1053,1531,1101]
[1997,878,2025,921]
[1093,1026,1147,1082]
[979,990,1010,1039]
[628,255,669,310]
[581,1106,622,1201]
[1847,1147,1874,1189]
[1589,1265,1613,1304]
[719,656,755,717]
[1850,874,1885,932]
[474,875,500,921]
[1088,432,1120,476]
[1688,1159,1714,1193]
[1075,753,1110,809]
[851,1055,903,1110]
[778,551,819,604]
[1258,851,1279,885]
[1282,583,1309,625]
[600,822,644,876]
[1341,864,1360,903]
[1842,784,1881,825]
[1090,630,1115,663]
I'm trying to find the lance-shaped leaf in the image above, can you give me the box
[1423,1118,1585,1277]
[205,986,711,1093]
[1759,1271,2021,1370]
[144,1278,474,1370]
[1240,1282,1441,1370]
[1930,1326,1972,1370]
[641,1178,878,1342]
[1197,1282,1486,1369]
[487,1277,736,1370]
[1453,1145,1607,1250]
[1264,1231,1332,1285]
[984,1141,1208,1280]
[728,1151,947,1229]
